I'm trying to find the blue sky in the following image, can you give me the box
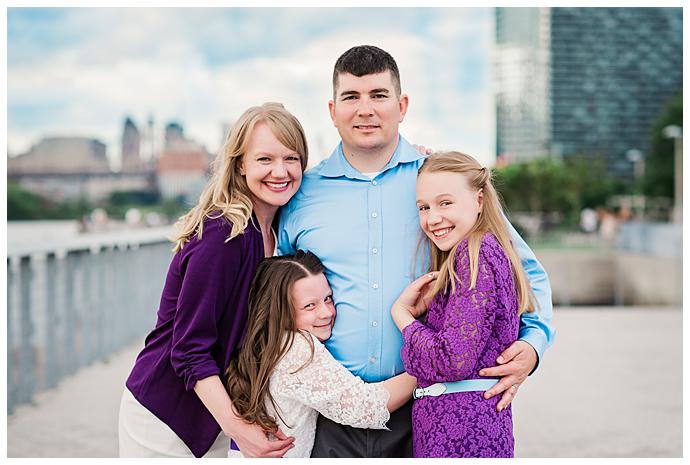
[8,7,494,168]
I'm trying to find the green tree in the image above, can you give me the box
[7,181,92,220]
[494,155,626,227]
[644,92,682,198]
[8,181,46,220]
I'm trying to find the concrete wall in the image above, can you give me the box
[614,252,682,306]
[536,249,681,306]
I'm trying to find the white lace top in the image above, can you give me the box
[229,331,391,458]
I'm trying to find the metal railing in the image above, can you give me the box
[616,221,682,258]
[7,228,174,413]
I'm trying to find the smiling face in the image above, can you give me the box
[291,272,337,342]
[240,121,303,213]
[328,71,408,158]
[416,171,484,252]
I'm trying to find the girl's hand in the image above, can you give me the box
[394,272,438,318]
[391,273,438,331]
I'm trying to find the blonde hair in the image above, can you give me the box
[418,151,535,315]
[171,102,308,252]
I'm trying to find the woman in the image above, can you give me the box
[118,102,307,458]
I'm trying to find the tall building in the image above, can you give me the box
[164,122,185,151]
[494,7,682,177]
[146,115,156,161]
[157,124,212,202]
[121,117,141,172]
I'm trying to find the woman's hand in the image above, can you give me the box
[193,375,294,457]
[391,272,437,331]
[230,421,294,458]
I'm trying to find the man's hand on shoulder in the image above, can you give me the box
[413,144,433,156]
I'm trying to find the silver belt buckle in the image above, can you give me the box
[413,383,447,399]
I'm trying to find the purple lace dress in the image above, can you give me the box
[401,233,519,458]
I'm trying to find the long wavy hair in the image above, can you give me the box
[419,151,536,315]
[171,102,308,252]
[225,250,325,432]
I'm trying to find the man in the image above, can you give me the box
[279,45,554,458]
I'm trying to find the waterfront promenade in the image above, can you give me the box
[7,306,682,458]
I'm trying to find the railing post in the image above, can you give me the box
[63,251,78,376]
[113,244,125,353]
[81,249,94,366]
[102,246,115,355]
[18,256,36,406]
[44,253,59,389]
[8,258,16,414]
[93,246,106,361]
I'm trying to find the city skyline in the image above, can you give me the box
[8,7,495,168]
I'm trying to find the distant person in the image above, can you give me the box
[279,45,555,457]
[391,151,536,457]
[225,251,418,457]
[580,207,598,233]
[618,205,633,222]
[598,208,618,242]
[118,103,307,458]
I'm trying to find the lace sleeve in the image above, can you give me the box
[274,332,391,430]
[401,236,504,382]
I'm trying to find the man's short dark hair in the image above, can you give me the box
[332,45,401,98]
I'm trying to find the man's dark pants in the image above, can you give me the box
[310,399,413,458]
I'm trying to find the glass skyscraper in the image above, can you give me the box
[494,7,682,177]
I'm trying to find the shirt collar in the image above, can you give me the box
[318,135,425,179]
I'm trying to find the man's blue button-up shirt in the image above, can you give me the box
[278,136,555,382]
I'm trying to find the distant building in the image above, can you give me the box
[8,137,110,174]
[494,7,682,177]
[157,135,212,202]
[121,117,142,173]
[8,136,154,202]
[164,122,185,151]
[145,115,156,161]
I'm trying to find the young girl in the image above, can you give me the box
[119,103,307,458]
[391,151,536,458]
[225,250,417,458]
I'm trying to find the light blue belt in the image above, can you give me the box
[413,379,499,400]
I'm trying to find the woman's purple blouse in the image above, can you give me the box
[126,215,264,457]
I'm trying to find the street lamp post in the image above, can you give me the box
[626,149,645,219]
[662,125,682,224]
[626,149,645,187]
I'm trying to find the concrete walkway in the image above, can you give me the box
[7,307,682,458]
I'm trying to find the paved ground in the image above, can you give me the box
[7,307,682,458]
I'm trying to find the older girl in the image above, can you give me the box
[391,151,536,458]
[226,251,417,458]
[119,103,307,458]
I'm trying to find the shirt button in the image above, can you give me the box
[370,357,376,364]
[372,283,379,289]
[372,321,378,327]
[371,212,378,218]
[372,180,378,186]
[372,248,378,254]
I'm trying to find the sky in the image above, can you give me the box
[7,7,495,169]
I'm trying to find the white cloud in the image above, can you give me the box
[8,8,494,167]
